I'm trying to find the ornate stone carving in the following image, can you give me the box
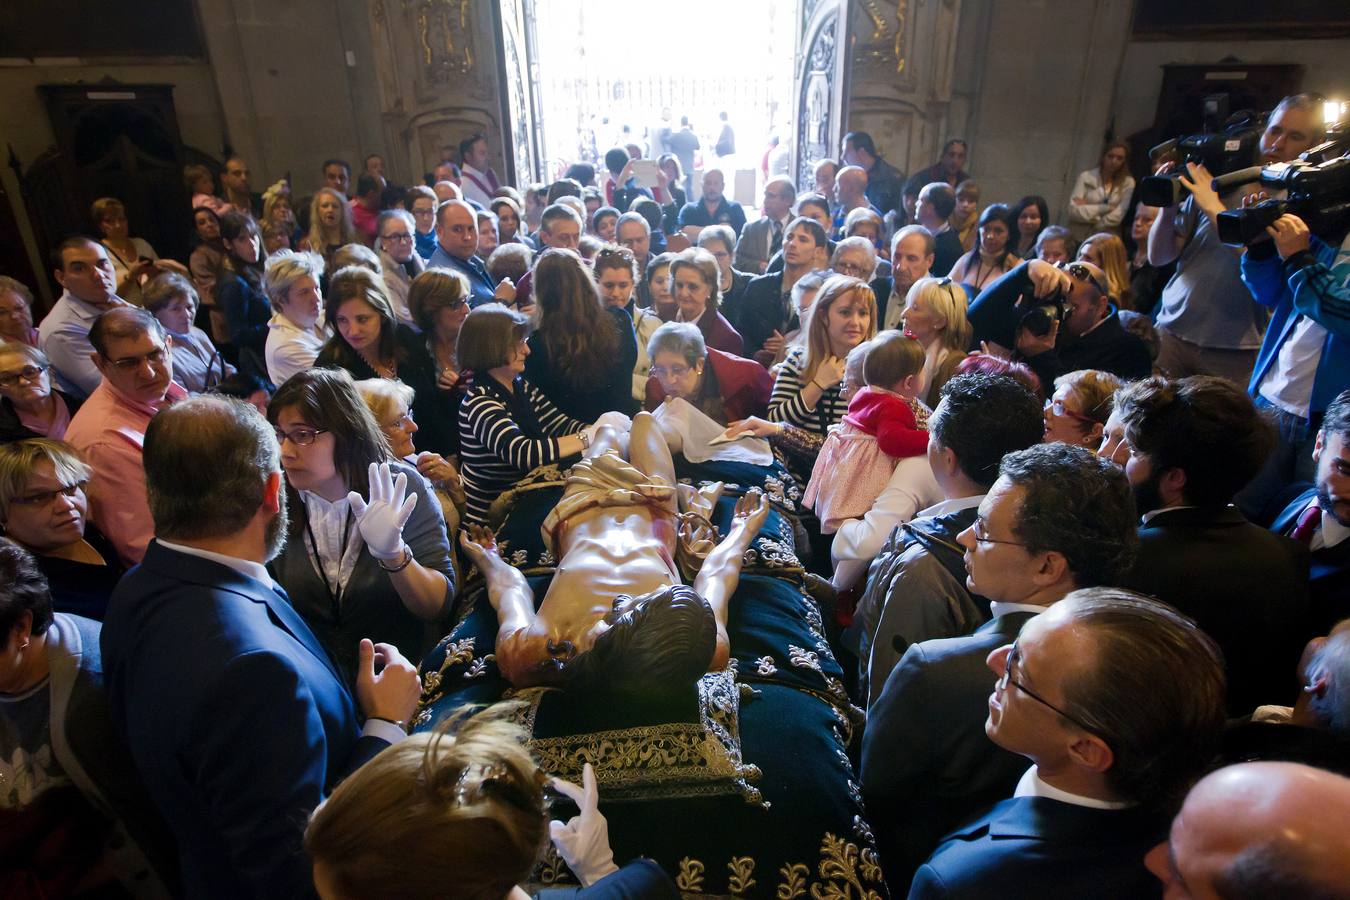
[797,7,838,190]
[856,0,907,76]
[409,0,475,83]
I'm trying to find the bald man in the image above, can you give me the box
[831,165,878,238]
[1146,762,1350,898]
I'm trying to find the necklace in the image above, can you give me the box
[359,348,397,379]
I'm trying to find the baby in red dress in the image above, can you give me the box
[804,330,930,533]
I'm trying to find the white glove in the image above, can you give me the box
[548,763,619,887]
[349,462,418,561]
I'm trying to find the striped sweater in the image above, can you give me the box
[767,346,850,437]
[459,375,585,523]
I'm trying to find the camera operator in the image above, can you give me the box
[1236,200,1350,518]
[1148,94,1326,384]
[966,258,1152,387]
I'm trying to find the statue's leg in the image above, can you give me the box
[585,423,628,460]
[629,411,679,515]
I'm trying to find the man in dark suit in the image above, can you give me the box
[863,444,1137,893]
[101,396,422,898]
[1117,376,1311,715]
[873,225,935,332]
[737,216,828,364]
[1268,388,1350,634]
[911,588,1227,899]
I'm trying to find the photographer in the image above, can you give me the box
[1147,94,1325,383]
[1237,207,1350,517]
[966,258,1152,387]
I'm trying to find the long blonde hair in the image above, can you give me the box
[800,274,877,383]
[1080,233,1132,310]
[304,707,548,900]
[306,187,357,262]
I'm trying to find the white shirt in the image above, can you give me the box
[1299,497,1350,552]
[989,601,1048,619]
[1259,315,1327,419]
[830,454,943,590]
[265,313,332,386]
[300,492,362,599]
[1140,504,1197,525]
[915,493,984,520]
[1014,766,1133,810]
[460,164,496,206]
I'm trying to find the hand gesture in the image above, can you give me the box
[721,416,782,439]
[494,278,517,304]
[814,355,847,389]
[1266,214,1311,260]
[549,764,620,887]
[349,462,418,561]
[415,451,460,490]
[1026,259,1073,298]
[436,367,461,392]
[458,523,502,570]
[1015,319,1059,358]
[354,639,421,726]
[1178,161,1221,213]
[761,330,786,355]
[732,488,769,534]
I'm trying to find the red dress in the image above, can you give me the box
[803,387,930,532]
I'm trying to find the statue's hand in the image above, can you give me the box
[732,488,769,535]
[459,524,501,568]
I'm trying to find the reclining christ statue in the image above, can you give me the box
[459,410,768,695]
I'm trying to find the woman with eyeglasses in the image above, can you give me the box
[267,367,454,686]
[0,344,83,442]
[376,209,426,327]
[642,321,772,425]
[316,266,458,457]
[1043,369,1123,449]
[0,439,121,619]
[900,277,973,408]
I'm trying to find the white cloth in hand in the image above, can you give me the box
[549,763,620,887]
[653,397,772,465]
[348,461,418,560]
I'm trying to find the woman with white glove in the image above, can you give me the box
[268,367,456,686]
[306,712,680,899]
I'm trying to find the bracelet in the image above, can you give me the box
[377,546,414,573]
[579,429,592,449]
[367,715,407,730]
[811,379,829,391]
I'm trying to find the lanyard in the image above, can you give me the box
[302,502,354,622]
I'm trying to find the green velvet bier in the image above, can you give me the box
[415,457,888,898]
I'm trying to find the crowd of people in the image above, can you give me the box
[2,93,1349,898]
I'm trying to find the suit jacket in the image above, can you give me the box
[908,796,1163,899]
[1270,485,1350,635]
[533,860,681,900]
[1123,506,1310,715]
[102,541,391,899]
[734,216,782,274]
[862,612,1036,894]
[737,271,788,363]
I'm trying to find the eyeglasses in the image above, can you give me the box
[12,480,86,506]
[1045,398,1098,427]
[411,208,436,218]
[971,515,1029,548]
[382,411,415,430]
[106,348,168,372]
[275,426,328,446]
[649,364,695,380]
[0,365,47,388]
[998,642,1105,739]
[382,232,414,243]
[833,261,868,276]
[1060,262,1109,297]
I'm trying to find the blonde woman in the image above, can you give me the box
[1078,232,1133,310]
[301,187,358,268]
[900,276,973,408]
[1067,140,1135,241]
[1043,368,1124,448]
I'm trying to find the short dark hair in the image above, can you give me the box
[562,584,716,699]
[210,371,271,402]
[323,158,352,176]
[942,138,968,156]
[998,443,1137,587]
[354,173,381,199]
[930,374,1044,488]
[89,307,165,358]
[787,215,828,249]
[546,179,583,204]
[1115,376,1276,507]
[1057,588,1226,812]
[1321,389,1350,441]
[0,538,53,639]
[267,368,389,502]
[145,395,278,540]
[794,192,831,219]
[51,235,100,271]
[843,131,878,158]
[629,198,662,234]
[565,163,597,187]
[458,132,486,163]
[456,302,530,372]
[920,182,957,219]
[604,147,630,175]
[591,206,620,232]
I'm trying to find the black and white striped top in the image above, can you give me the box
[767,346,850,437]
[459,375,585,523]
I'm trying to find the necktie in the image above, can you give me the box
[1291,505,1321,545]
[770,220,783,257]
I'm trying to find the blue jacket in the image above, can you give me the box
[1242,235,1350,421]
[428,245,498,307]
[908,795,1163,899]
[101,541,392,899]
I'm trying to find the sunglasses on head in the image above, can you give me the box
[1060,262,1109,297]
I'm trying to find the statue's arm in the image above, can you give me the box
[693,491,768,670]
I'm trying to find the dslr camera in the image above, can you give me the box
[1017,290,1066,340]
[1138,110,1264,208]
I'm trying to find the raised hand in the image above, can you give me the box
[814,355,847,389]
[548,763,619,887]
[349,461,418,560]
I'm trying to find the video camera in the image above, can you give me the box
[1138,110,1265,208]
[1214,122,1350,246]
